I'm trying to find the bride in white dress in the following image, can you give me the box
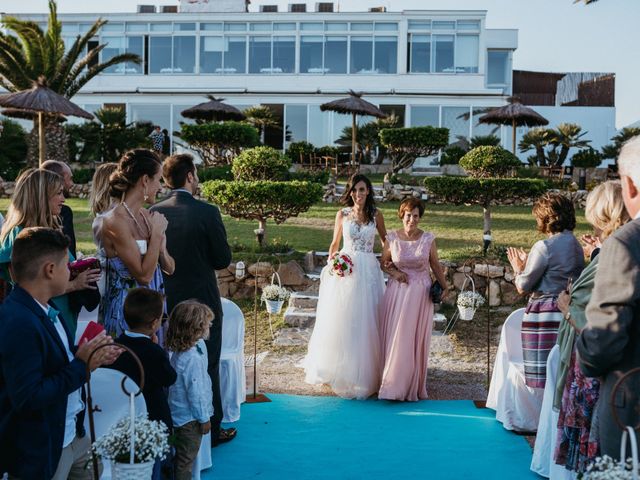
[303,174,387,399]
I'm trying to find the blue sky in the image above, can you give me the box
[3,0,638,128]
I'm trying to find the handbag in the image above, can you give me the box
[430,281,443,303]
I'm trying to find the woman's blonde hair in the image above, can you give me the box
[1,168,63,243]
[585,180,630,240]
[89,162,118,217]
[166,300,214,353]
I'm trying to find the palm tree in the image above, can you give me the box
[547,123,591,166]
[243,105,280,144]
[518,127,554,166]
[0,0,140,165]
[601,127,640,162]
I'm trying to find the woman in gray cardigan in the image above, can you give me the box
[507,192,584,389]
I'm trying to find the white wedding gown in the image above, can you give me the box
[303,207,385,399]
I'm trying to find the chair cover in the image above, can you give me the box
[83,368,147,480]
[487,308,544,431]
[531,345,577,479]
[219,298,246,423]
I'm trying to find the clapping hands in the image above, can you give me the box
[506,247,528,274]
[581,234,601,259]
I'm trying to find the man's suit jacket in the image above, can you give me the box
[0,286,86,479]
[577,218,640,458]
[150,190,232,319]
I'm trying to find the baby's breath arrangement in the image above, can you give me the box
[261,284,290,302]
[583,455,639,479]
[456,291,486,309]
[92,414,170,464]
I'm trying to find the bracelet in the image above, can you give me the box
[564,311,572,321]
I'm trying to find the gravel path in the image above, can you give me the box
[255,331,489,400]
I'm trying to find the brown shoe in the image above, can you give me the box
[212,427,237,447]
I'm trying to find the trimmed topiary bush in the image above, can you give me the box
[424,175,547,253]
[202,180,323,246]
[379,126,449,174]
[231,146,291,181]
[179,121,260,166]
[197,165,233,182]
[459,146,521,178]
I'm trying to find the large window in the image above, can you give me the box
[442,106,471,143]
[102,36,143,74]
[225,37,247,73]
[350,36,373,73]
[488,50,510,85]
[434,35,454,72]
[411,106,439,127]
[200,36,223,73]
[374,36,397,74]
[455,35,479,73]
[409,35,431,73]
[272,36,295,73]
[285,105,308,143]
[324,36,347,73]
[300,36,323,73]
[149,36,172,73]
[249,36,271,73]
[173,36,195,73]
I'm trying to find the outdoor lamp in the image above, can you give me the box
[235,261,245,279]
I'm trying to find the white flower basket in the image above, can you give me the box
[112,461,154,480]
[265,299,284,314]
[458,305,477,321]
[456,274,485,322]
[261,273,289,315]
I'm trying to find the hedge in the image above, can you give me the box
[423,176,548,205]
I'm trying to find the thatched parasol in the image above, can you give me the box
[320,90,386,164]
[181,95,245,122]
[0,77,93,165]
[478,98,548,154]
[1,108,67,123]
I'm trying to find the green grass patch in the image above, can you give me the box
[0,198,589,263]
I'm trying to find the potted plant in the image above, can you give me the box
[261,284,291,314]
[456,291,486,321]
[92,414,170,479]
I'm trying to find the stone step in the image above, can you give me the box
[273,327,312,347]
[289,292,319,309]
[283,306,317,328]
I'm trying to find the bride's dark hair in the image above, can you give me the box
[340,173,376,224]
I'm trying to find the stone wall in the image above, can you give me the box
[215,260,317,300]
[304,252,524,308]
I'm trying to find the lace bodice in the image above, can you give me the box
[388,230,435,285]
[341,207,377,253]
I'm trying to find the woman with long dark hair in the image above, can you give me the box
[98,149,175,339]
[303,173,387,399]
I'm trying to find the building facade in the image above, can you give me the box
[2,2,615,165]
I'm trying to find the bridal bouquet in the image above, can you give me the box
[329,253,354,277]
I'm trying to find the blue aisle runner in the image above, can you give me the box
[204,394,539,480]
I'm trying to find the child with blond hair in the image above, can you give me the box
[166,300,214,479]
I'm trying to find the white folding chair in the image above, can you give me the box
[487,308,544,432]
[219,298,246,423]
[84,368,147,480]
[531,345,577,479]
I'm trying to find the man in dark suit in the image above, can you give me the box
[577,136,640,458]
[151,154,235,446]
[0,227,117,479]
[41,160,76,257]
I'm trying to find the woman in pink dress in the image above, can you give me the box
[379,198,448,401]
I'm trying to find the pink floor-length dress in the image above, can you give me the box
[379,230,435,401]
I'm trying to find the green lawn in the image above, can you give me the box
[0,198,590,262]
